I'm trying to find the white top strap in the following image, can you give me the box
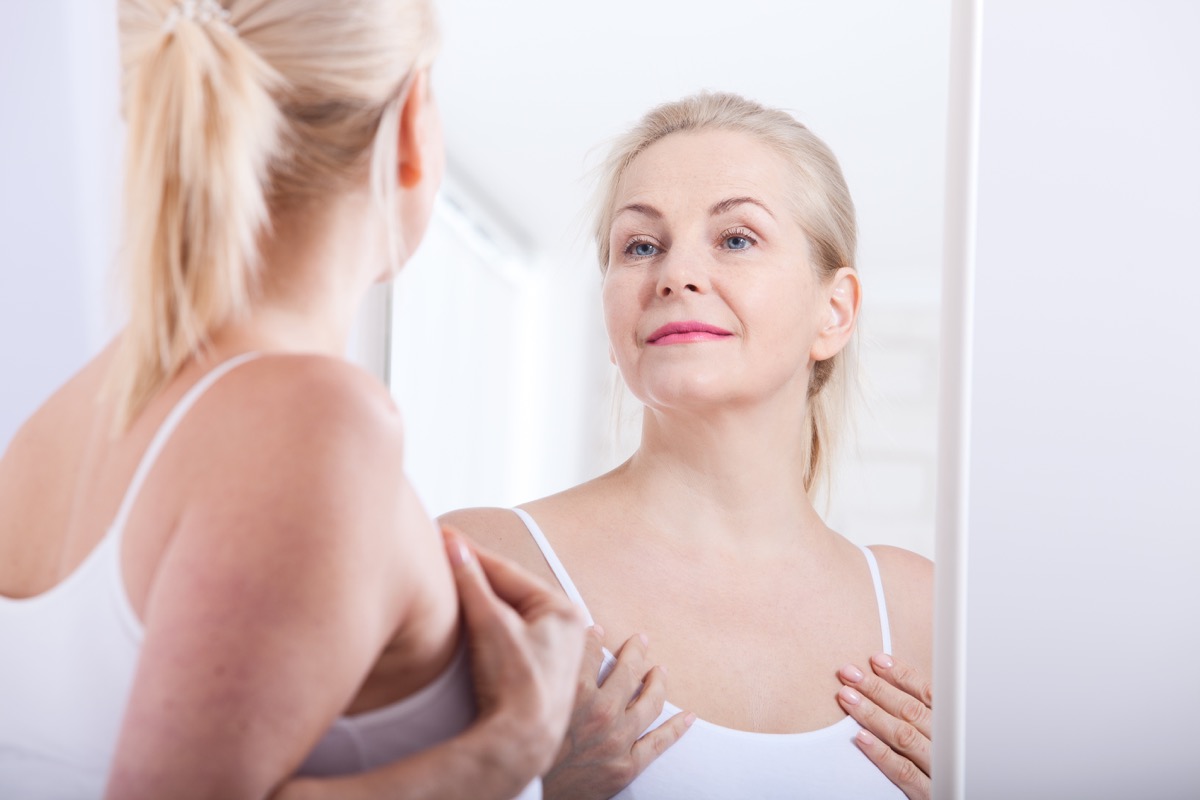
[511,507,597,627]
[109,353,260,536]
[859,545,893,654]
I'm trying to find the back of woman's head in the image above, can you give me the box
[112,0,437,427]
[594,91,858,497]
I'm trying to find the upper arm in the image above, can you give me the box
[869,545,934,675]
[107,359,421,798]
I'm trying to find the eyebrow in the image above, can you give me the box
[710,196,776,219]
[612,203,662,220]
[612,196,776,222]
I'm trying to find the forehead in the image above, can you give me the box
[614,129,791,213]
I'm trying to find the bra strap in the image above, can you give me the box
[109,353,261,536]
[511,508,597,627]
[859,545,894,654]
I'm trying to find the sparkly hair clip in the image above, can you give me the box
[161,0,235,35]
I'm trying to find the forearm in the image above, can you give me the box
[274,715,543,800]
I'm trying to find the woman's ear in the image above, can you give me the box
[398,70,438,189]
[811,268,862,362]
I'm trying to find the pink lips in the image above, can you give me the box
[646,320,733,346]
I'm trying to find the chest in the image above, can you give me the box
[578,551,888,733]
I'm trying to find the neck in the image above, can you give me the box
[210,189,386,357]
[616,393,831,554]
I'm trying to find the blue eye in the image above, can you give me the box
[628,241,659,257]
[725,235,751,250]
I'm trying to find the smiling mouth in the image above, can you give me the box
[646,321,734,345]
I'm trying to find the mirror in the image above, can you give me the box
[387,0,953,567]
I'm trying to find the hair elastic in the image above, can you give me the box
[161,0,234,35]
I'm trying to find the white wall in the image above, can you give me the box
[953,1,1200,797]
[0,0,121,452]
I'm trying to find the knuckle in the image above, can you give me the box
[598,758,638,790]
[899,697,928,725]
[895,757,923,787]
[575,672,597,697]
[921,682,934,706]
[893,722,920,752]
[615,658,641,686]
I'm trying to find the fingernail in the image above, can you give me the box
[839,664,864,683]
[856,729,876,746]
[659,664,669,676]
[839,686,862,706]
[638,632,649,646]
[871,653,895,670]
[592,624,605,639]
[684,712,697,727]
[443,529,472,567]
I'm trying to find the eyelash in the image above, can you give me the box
[719,227,758,250]
[623,236,660,258]
[620,227,759,259]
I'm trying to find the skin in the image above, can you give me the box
[444,128,934,799]
[0,70,583,799]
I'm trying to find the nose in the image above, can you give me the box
[655,249,708,298]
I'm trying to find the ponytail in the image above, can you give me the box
[111,2,282,428]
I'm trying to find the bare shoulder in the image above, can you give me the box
[868,545,933,593]
[176,353,414,571]
[189,353,405,486]
[439,506,558,587]
[867,545,934,672]
[204,352,401,440]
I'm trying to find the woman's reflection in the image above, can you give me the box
[444,91,933,799]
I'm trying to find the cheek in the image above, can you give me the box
[601,275,638,349]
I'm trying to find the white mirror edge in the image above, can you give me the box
[933,0,981,797]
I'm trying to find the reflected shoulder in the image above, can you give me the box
[439,506,559,588]
[439,506,530,553]
[867,545,934,670]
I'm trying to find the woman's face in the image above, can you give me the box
[602,129,839,414]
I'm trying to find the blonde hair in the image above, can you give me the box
[111,0,438,427]
[595,92,858,497]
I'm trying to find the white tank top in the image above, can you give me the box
[0,355,537,800]
[512,507,906,800]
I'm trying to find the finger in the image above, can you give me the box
[630,710,696,775]
[580,625,607,687]
[871,653,934,708]
[607,633,651,701]
[839,663,931,740]
[837,684,930,776]
[471,540,576,618]
[443,527,509,630]
[854,728,930,800]
[626,665,669,732]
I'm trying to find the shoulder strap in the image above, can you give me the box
[859,545,894,654]
[510,507,597,627]
[109,353,261,537]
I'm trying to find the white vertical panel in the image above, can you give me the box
[933,1,981,797]
[962,2,1200,797]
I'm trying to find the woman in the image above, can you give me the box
[444,92,934,800]
[0,1,582,798]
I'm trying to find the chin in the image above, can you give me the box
[636,375,744,410]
